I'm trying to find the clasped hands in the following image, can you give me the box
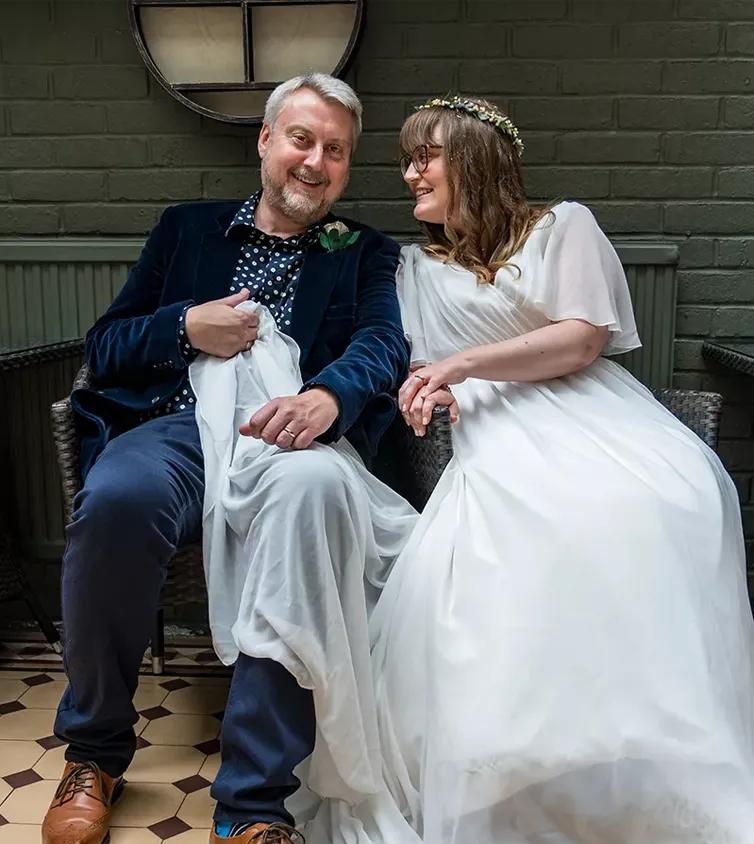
[185,288,339,449]
[399,357,465,437]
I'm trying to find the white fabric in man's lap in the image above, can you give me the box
[190,303,418,804]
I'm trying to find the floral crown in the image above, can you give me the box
[417,96,524,157]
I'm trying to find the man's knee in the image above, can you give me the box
[264,448,350,506]
[70,449,177,548]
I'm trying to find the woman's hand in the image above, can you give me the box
[399,356,466,436]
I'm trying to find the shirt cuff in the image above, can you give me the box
[177,302,199,364]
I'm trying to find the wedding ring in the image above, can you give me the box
[413,374,428,384]
[283,427,296,439]
[245,340,252,351]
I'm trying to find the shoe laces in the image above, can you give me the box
[53,761,107,806]
[250,823,305,844]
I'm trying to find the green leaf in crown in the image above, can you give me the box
[320,221,361,253]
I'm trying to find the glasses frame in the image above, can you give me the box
[400,143,443,176]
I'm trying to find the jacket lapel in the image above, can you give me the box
[193,207,244,302]
[290,242,345,365]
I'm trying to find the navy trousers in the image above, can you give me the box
[53,410,316,825]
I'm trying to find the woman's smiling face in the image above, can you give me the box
[401,130,450,226]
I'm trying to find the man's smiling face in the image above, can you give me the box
[258,87,353,228]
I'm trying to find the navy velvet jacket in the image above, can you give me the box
[73,201,409,477]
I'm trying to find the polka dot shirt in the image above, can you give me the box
[146,191,322,422]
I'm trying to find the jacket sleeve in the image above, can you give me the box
[302,234,410,440]
[85,206,193,384]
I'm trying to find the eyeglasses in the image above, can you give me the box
[399,144,443,176]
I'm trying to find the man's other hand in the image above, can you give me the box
[185,289,259,358]
[240,387,340,450]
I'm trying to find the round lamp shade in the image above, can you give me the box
[129,0,364,124]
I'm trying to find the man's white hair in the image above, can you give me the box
[264,73,363,148]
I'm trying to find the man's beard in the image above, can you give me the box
[261,158,343,228]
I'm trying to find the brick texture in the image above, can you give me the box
[0,0,752,576]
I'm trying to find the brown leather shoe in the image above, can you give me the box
[41,761,124,844]
[208,822,304,844]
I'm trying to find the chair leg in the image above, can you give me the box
[18,567,63,654]
[151,608,165,676]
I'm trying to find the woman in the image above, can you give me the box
[303,97,754,844]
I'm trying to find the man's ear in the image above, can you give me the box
[258,123,271,159]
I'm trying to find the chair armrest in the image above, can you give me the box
[652,388,723,451]
[376,406,454,512]
[50,364,92,522]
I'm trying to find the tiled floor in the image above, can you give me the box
[0,640,232,843]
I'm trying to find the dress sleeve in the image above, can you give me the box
[523,202,641,356]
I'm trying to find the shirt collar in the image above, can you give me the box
[226,190,324,249]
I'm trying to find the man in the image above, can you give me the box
[42,73,409,844]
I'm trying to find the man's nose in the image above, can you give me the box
[304,145,325,171]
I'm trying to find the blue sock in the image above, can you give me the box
[214,821,255,838]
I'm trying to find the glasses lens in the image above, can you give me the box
[415,146,429,172]
[399,155,411,175]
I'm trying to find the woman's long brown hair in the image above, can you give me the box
[399,98,552,285]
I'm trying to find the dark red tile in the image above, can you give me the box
[135,736,152,751]
[139,705,171,720]
[162,650,179,661]
[160,678,190,692]
[210,710,226,721]
[0,701,25,716]
[3,769,44,789]
[147,816,192,839]
[0,814,7,826]
[37,735,66,751]
[195,651,220,663]
[22,673,55,687]
[194,738,221,756]
[18,646,48,657]
[173,774,211,794]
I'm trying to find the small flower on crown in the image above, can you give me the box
[417,96,524,157]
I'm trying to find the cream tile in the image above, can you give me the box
[126,744,205,783]
[109,829,161,843]
[167,831,212,843]
[135,673,169,684]
[110,781,184,826]
[0,825,44,844]
[198,751,221,783]
[33,744,67,780]
[0,740,45,778]
[133,683,169,711]
[0,779,11,805]
[163,684,228,715]
[135,715,149,736]
[1,779,57,823]
[17,680,67,709]
[141,713,219,747]
[177,785,214,828]
[0,671,35,680]
[0,707,56,741]
[0,679,28,704]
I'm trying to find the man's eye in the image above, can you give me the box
[329,146,343,157]
[293,134,308,144]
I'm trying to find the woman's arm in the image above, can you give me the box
[399,318,608,433]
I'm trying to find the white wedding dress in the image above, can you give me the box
[301,202,754,844]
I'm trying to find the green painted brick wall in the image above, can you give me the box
[0,0,752,584]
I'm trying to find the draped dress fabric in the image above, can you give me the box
[302,202,754,844]
[189,302,418,805]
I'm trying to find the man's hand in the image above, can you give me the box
[239,387,340,450]
[185,289,259,358]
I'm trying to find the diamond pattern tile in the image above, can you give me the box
[3,768,43,789]
[22,673,54,687]
[147,815,192,839]
[0,644,232,837]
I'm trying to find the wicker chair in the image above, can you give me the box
[51,368,722,673]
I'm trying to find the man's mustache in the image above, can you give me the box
[292,167,329,187]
